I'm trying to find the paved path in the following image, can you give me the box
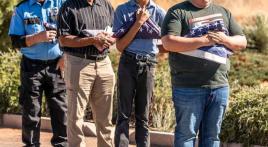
[0,127,136,147]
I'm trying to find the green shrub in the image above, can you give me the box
[221,86,268,146]
[243,15,268,53]
[150,59,175,132]
[108,50,120,123]
[0,50,49,116]
[0,0,19,52]
[0,49,20,113]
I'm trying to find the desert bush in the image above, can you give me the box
[243,15,268,53]
[229,51,268,86]
[221,86,268,146]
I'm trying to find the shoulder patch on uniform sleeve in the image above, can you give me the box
[16,0,28,7]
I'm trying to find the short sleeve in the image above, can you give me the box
[9,7,25,36]
[57,3,74,36]
[227,10,244,36]
[161,8,182,37]
[112,6,125,33]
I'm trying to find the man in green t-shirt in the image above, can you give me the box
[161,0,247,146]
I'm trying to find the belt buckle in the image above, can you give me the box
[145,54,151,61]
[135,54,143,60]
[96,56,104,61]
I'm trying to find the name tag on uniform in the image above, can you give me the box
[24,17,41,25]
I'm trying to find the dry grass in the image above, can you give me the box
[214,0,268,22]
[110,0,268,22]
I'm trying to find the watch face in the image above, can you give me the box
[49,7,59,23]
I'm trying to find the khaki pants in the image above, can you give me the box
[64,54,115,147]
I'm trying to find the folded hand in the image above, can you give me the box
[94,32,115,52]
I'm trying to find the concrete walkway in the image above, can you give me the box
[0,127,136,147]
[1,114,172,147]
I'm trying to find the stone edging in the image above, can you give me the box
[1,114,267,147]
[1,114,173,146]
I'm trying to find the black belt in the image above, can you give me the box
[123,51,157,64]
[67,52,107,61]
[22,55,60,65]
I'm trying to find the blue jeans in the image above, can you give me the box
[172,86,229,147]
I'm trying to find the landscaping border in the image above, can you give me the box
[1,114,267,147]
[0,114,174,146]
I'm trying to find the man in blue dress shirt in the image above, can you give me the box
[8,0,67,146]
[113,0,166,146]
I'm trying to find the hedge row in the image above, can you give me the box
[221,86,268,146]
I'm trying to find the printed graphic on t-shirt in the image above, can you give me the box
[180,13,233,64]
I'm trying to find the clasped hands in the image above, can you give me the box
[93,32,115,52]
[202,31,230,47]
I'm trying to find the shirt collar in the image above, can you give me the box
[95,0,102,6]
[30,0,37,5]
[30,0,52,6]
[83,0,102,6]
[129,0,155,8]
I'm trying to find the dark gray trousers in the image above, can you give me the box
[20,56,67,147]
[115,52,155,147]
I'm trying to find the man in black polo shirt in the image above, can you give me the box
[57,0,115,146]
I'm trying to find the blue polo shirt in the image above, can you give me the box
[8,0,64,60]
[113,0,166,55]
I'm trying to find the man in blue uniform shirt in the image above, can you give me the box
[8,0,67,146]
